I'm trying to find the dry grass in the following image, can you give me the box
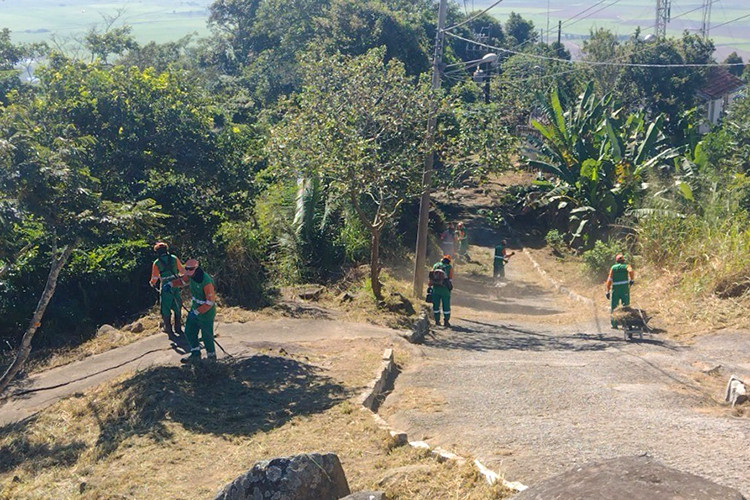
[524,246,750,341]
[0,339,510,500]
[310,265,423,331]
[22,305,277,376]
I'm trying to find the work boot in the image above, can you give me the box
[206,352,217,362]
[443,319,451,328]
[162,315,173,335]
[174,315,183,336]
[435,318,441,326]
[180,349,201,364]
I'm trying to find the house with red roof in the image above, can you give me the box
[698,67,746,133]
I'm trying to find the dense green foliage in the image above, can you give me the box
[1,0,749,357]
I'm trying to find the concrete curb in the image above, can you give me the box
[358,348,527,493]
[522,248,593,305]
[359,349,398,411]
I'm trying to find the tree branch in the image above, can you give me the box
[0,242,75,397]
[0,243,33,280]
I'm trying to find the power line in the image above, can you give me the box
[711,11,750,30]
[670,2,712,22]
[564,0,625,29]
[510,0,625,55]
[443,31,745,68]
[444,0,505,32]
[563,0,622,29]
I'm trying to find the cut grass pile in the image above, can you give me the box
[0,340,511,499]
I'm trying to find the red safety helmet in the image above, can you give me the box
[442,254,452,263]
[153,241,168,253]
[615,254,625,263]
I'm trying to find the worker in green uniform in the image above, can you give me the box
[149,242,185,337]
[429,255,454,327]
[173,258,217,363]
[493,239,515,279]
[456,222,468,262]
[605,253,635,328]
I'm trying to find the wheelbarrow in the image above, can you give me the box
[611,306,652,342]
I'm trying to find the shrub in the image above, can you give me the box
[582,240,630,279]
[0,240,155,349]
[545,229,566,256]
[211,222,270,308]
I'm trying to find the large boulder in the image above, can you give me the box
[214,452,350,500]
[340,493,387,500]
[512,455,746,500]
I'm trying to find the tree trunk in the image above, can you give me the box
[0,243,74,396]
[370,228,382,301]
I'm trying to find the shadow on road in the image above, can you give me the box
[428,318,676,353]
[0,354,348,469]
[452,269,565,317]
[428,320,610,353]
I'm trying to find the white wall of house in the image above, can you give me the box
[700,89,746,134]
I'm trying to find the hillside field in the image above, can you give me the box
[475,0,750,58]
[2,0,211,45]
[3,0,748,59]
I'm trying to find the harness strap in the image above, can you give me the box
[192,298,215,306]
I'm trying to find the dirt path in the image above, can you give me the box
[380,244,750,496]
[0,318,399,426]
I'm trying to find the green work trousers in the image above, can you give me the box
[493,260,505,278]
[610,284,630,327]
[432,286,451,323]
[184,308,216,358]
[459,239,468,258]
[160,285,182,318]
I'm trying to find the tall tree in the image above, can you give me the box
[314,0,430,76]
[617,32,714,127]
[505,12,537,46]
[269,48,431,299]
[0,96,161,395]
[724,52,744,77]
[582,28,622,94]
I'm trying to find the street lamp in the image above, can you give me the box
[472,53,498,104]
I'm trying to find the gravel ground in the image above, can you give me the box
[381,251,750,496]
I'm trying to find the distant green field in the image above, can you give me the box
[1,0,212,45]
[3,0,749,58]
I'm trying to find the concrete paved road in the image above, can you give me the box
[0,318,398,426]
[381,250,750,496]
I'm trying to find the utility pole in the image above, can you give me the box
[700,0,713,39]
[655,0,671,38]
[413,0,448,298]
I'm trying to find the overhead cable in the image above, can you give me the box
[444,0,505,32]
[711,12,750,30]
[564,0,625,29]
[444,31,746,68]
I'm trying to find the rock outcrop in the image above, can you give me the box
[214,452,350,500]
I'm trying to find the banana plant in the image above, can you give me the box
[526,83,680,245]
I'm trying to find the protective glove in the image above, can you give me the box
[605,292,611,300]
[187,309,199,320]
[629,280,634,286]
[161,282,172,293]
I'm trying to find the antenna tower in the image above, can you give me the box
[700,0,713,39]
[655,0,671,37]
